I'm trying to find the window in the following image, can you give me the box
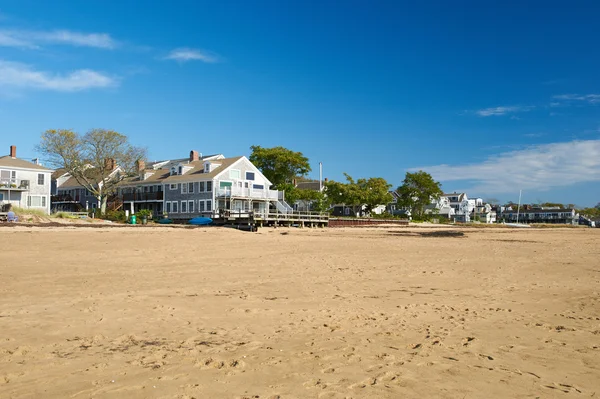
[144,186,149,192]
[37,173,45,185]
[182,183,188,194]
[178,166,183,175]
[253,184,264,190]
[156,185,163,192]
[166,202,171,213]
[188,182,195,193]
[204,163,210,173]
[199,201,205,212]
[206,181,212,192]
[27,196,43,207]
[170,183,178,190]
[188,200,194,213]
[220,181,232,188]
[170,167,176,176]
[172,201,178,213]
[246,172,255,180]
[199,182,205,192]
[181,201,187,213]
[230,169,241,179]
[344,207,350,215]
[244,182,249,188]
[206,200,212,211]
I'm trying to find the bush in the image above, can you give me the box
[11,206,47,217]
[136,209,152,219]
[104,210,127,222]
[54,212,78,219]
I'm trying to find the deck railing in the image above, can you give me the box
[121,191,164,201]
[216,187,278,200]
[0,179,30,190]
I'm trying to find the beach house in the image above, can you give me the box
[0,145,53,214]
[117,150,289,219]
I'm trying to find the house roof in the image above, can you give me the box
[443,192,466,201]
[296,181,322,191]
[503,208,575,214]
[0,155,53,171]
[164,157,243,182]
[57,166,119,189]
[119,156,244,186]
[51,168,68,179]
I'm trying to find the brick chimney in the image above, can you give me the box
[136,159,145,172]
[10,145,16,158]
[190,150,199,162]
[104,158,116,170]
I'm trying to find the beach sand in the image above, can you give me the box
[0,225,598,398]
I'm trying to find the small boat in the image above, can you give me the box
[158,218,173,224]
[189,217,213,226]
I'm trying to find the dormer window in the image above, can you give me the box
[204,163,210,173]
[178,166,183,175]
[170,167,176,176]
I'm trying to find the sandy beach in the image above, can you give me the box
[0,225,598,398]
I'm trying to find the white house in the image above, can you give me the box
[0,145,53,214]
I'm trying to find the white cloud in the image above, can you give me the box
[474,105,534,117]
[410,140,600,194]
[164,48,219,63]
[0,60,117,91]
[552,94,600,104]
[0,29,117,49]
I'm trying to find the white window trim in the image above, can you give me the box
[206,181,213,192]
[172,201,179,213]
[181,183,188,194]
[188,182,195,193]
[170,183,178,190]
[188,200,194,213]
[181,200,187,213]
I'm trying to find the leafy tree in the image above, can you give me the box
[37,128,146,215]
[249,146,311,189]
[325,174,393,216]
[282,184,330,212]
[396,171,443,220]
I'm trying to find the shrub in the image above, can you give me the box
[104,210,127,222]
[54,212,78,219]
[136,209,152,219]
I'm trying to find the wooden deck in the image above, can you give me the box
[174,210,329,228]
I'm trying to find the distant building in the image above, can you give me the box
[500,208,579,225]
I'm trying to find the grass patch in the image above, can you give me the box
[10,207,48,217]
[53,212,79,219]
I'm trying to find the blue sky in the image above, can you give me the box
[1,1,599,206]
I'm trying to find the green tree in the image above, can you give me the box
[325,174,392,216]
[249,146,311,188]
[396,171,443,220]
[37,128,146,215]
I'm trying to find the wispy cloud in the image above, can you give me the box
[523,132,545,138]
[552,94,600,104]
[410,140,600,194]
[164,48,220,63]
[0,60,117,91]
[474,105,534,117]
[0,29,117,49]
